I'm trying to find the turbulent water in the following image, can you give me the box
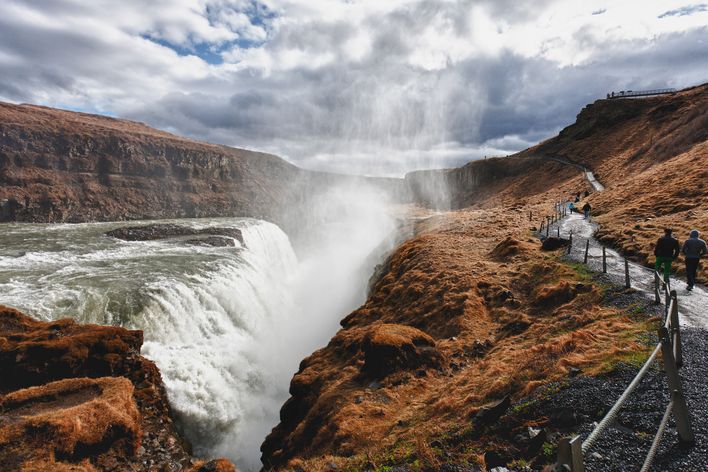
[0,207,397,470]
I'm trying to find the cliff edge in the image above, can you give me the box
[0,305,236,472]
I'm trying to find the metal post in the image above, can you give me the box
[557,226,560,238]
[602,247,607,273]
[583,240,589,264]
[540,220,545,233]
[624,257,630,288]
[529,210,532,221]
[546,219,550,237]
[658,327,694,443]
[654,272,661,304]
[670,291,682,367]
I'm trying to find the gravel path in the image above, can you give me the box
[555,328,708,472]
[556,212,708,330]
[537,166,707,471]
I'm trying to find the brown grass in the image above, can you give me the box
[262,204,648,470]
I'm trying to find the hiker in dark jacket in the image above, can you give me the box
[582,202,591,219]
[654,228,680,281]
[681,229,707,291]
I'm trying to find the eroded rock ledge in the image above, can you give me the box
[0,305,237,472]
[106,223,245,247]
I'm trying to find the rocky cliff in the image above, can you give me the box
[0,102,408,231]
[0,305,236,472]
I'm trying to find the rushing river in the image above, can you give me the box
[0,209,396,470]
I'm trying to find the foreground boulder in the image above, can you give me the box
[0,305,237,472]
[362,323,442,378]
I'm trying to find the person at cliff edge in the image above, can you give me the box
[582,202,591,219]
[654,228,680,282]
[681,229,707,291]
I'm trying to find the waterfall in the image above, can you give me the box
[135,221,299,468]
[0,182,398,472]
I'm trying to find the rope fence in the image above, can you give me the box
[536,200,695,472]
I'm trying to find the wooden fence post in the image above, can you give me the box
[584,240,590,264]
[658,326,694,443]
[602,247,607,273]
[624,257,630,288]
[670,291,682,367]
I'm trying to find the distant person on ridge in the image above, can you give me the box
[654,228,680,282]
[681,229,707,291]
[582,202,591,219]
[584,190,590,197]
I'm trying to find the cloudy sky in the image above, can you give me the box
[1,1,706,175]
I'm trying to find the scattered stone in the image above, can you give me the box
[484,450,508,469]
[466,339,493,357]
[474,396,510,426]
[525,427,547,457]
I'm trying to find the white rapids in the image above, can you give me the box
[0,199,398,472]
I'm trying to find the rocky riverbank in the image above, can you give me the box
[0,305,237,472]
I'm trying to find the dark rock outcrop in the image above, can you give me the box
[540,236,570,251]
[0,305,237,472]
[106,223,244,246]
[362,323,442,378]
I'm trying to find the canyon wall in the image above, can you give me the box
[0,102,409,231]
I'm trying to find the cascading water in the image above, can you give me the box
[0,182,398,471]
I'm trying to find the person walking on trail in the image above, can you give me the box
[681,229,707,291]
[654,228,680,282]
[582,202,591,219]
[569,201,576,214]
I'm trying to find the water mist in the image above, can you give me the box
[131,180,398,471]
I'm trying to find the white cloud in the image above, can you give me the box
[0,0,706,176]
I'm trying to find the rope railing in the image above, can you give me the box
[540,200,696,472]
[554,291,694,471]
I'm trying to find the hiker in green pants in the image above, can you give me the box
[654,228,680,281]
